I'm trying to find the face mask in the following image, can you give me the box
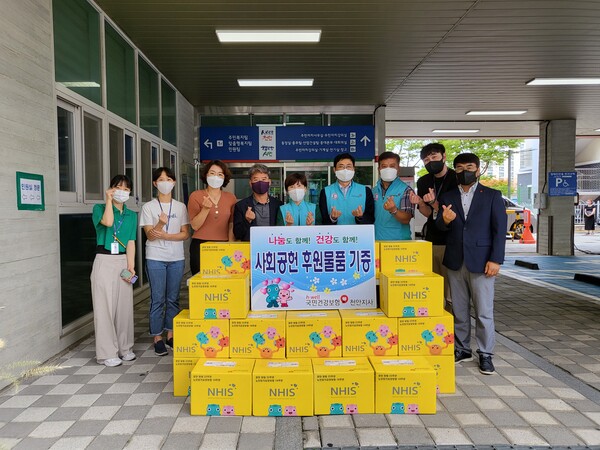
[335,169,354,183]
[156,181,175,195]
[380,167,397,182]
[288,188,305,203]
[207,176,224,189]
[113,189,130,203]
[251,180,270,195]
[456,170,478,186]
[425,160,445,175]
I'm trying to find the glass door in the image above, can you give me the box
[224,163,284,202]
[283,163,330,204]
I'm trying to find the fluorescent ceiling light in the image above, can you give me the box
[216,30,321,43]
[595,128,600,132]
[238,79,313,87]
[466,110,527,116]
[432,129,480,133]
[61,81,100,88]
[527,78,600,86]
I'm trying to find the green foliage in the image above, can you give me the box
[480,176,509,196]
[385,138,523,176]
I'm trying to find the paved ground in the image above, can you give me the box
[2,237,600,449]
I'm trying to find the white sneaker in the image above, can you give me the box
[104,358,123,367]
[121,352,136,361]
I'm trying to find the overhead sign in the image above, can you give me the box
[548,171,577,197]
[199,125,375,161]
[250,225,376,311]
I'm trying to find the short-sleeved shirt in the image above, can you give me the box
[92,203,138,253]
[416,168,458,245]
[140,199,189,261]
[187,190,237,241]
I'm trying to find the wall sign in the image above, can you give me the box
[16,172,45,211]
[548,171,577,197]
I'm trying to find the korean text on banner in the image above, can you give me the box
[250,225,377,311]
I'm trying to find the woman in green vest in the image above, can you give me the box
[277,173,321,226]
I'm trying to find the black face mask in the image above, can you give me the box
[456,170,478,186]
[425,160,445,175]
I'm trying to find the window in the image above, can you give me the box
[201,115,252,127]
[57,105,77,193]
[109,124,136,204]
[286,114,323,126]
[252,115,283,126]
[138,57,159,137]
[53,0,101,105]
[161,79,177,145]
[141,139,159,202]
[83,113,103,201]
[329,114,373,126]
[105,22,136,124]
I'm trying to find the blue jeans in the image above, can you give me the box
[146,259,185,336]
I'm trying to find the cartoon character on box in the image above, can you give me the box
[407,404,419,414]
[206,404,220,416]
[221,251,250,274]
[196,330,229,358]
[204,308,217,319]
[252,330,285,359]
[330,403,344,415]
[222,406,235,416]
[421,324,454,355]
[309,328,342,357]
[346,404,358,414]
[268,405,283,416]
[403,306,416,317]
[365,329,398,356]
[390,402,405,414]
[284,406,297,416]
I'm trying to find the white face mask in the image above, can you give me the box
[207,176,224,189]
[156,181,175,195]
[288,188,306,203]
[380,167,397,183]
[113,189,130,203]
[335,169,354,183]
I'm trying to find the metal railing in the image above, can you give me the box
[574,201,600,225]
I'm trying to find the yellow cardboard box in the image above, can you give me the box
[312,357,374,415]
[424,355,455,394]
[173,310,230,358]
[397,312,454,357]
[286,311,342,358]
[380,272,444,318]
[375,241,380,279]
[379,241,432,274]
[230,312,287,359]
[173,357,199,396]
[253,359,314,416]
[369,356,437,414]
[190,359,255,416]
[189,273,249,320]
[199,242,251,276]
[339,309,398,357]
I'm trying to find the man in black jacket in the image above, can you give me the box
[233,164,282,241]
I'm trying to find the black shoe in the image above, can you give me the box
[455,349,473,364]
[154,340,168,356]
[166,337,173,349]
[479,354,495,375]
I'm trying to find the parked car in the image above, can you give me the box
[503,197,536,239]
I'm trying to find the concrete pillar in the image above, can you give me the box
[537,120,575,255]
[374,105,386,156]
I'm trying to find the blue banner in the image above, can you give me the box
[250,225,376,311]
[199,126,375,161]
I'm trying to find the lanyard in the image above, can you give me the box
[113,209,125,243]
[158,199,173,232]
[433,172,448,199]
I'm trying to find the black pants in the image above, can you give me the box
[189,238,206,275]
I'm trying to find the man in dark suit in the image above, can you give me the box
[436,153,507,375]
[233,164,282,241]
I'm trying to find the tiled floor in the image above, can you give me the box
[2,267,600,449]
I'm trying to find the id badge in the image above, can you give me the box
[111,242,119,255]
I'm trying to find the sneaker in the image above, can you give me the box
[121,352,136,361]
[103,358,122,367]
[479,354,495,375]
[166,337,173,349]
[154,340,168,356]
[455,349,473,364]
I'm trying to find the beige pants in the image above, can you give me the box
[432,244,452,309]
[90,254,134,361]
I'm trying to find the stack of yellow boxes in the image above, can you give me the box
[379,240,456,414]
[174,240,455,416]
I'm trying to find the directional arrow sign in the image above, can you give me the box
[360,135,371,146]
[204,139,213,149]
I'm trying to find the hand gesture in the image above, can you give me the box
[442,204,456,224]
[422,188,436,204]
[330,206,342,220]
[201,196,213,210]
[285,210,294,226]
[409,191,421,205]
[306,211,314,226]
[245,206,256,223]
[149,228,167,240]
[383,196,396,212]
[105,188,115,202]
[352,205,363,217]
[484,261,500,277]
[158,212,169,225]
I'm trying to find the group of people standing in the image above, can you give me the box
[90,143,507,376]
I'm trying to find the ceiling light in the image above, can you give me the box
[238,79,313,87]
[216,30,321,43]
[527,78,600,86]
[595,129,600,132]
[432,129,480,134]
[466,110,527,115]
